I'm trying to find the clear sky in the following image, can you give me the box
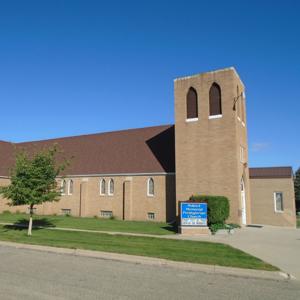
[0,1,299,170]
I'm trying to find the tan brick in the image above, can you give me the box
[250,178,296,227]
[0,175,175,222]
[174,68,251,225]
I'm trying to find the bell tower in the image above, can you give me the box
[174,67,251,225]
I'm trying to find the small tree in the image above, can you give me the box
[295,168,300,212]
[0,146,68,235]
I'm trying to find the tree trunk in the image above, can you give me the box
[28,204,34,236]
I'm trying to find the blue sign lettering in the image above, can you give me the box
[181,203,207,226]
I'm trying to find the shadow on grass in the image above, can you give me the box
[3,218,56,231]
[161,221,177,234]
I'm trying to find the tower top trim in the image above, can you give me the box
[174,67,244,88]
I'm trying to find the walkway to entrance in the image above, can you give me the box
[176,225,300,280]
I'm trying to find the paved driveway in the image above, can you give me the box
[177,226,300,279]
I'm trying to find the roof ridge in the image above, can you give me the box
[16,124,174,145]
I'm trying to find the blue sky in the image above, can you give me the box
[0,0,299,169]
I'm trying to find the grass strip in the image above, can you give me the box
[0,224,278,271]
[0,213,176,235]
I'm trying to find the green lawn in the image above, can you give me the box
[0,225,277,271]
[297,216,300,228]
[0,213,176,235]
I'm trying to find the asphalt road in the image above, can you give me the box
[0,245,299,300]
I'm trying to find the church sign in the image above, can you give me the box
[180,202,207,226]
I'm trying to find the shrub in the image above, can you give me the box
[227,223,241,229]
[210,223,241,234]
[210,223,226,234]
[189,195,230,225]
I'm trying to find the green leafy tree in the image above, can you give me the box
[295,168,300,212]
[0,146,68,235]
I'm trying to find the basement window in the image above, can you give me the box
[147,212,155,220]
[100,210,113,218]
[61,209,71,215]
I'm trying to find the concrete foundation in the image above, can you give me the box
[178,226,211,235]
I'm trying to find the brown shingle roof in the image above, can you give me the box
[0,125,175,177]
[249,167,293,179]
[1,127,292,180]
[0,141,15,177]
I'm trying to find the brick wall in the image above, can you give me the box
[250,177,296,227]
[0,175,176,222]
[174,68,251,225]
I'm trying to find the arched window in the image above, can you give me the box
[61,180,66,195]
[68,179,74,195]
[147,178,154,196]
[100,179,106,195]
[108,179,114,196]
[209,83,222,117]
[186,87,198,120]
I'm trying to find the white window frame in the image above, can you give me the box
[274,192,284,213]
[185,117,199,123]
[68,179,74,195]
[61,180,66,195]
[108,179,114,196]
[100,179,106,196]
[147,178,154,197]
[208,114,222,120]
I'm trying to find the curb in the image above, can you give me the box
[0,240,292,282]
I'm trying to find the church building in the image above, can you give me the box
[0,67,296,227]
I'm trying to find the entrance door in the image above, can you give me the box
[240,178,247,225]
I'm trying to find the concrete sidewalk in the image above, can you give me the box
[0,240,290,282]
[175,226,300,280]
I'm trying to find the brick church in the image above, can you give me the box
[0,68,296,227]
